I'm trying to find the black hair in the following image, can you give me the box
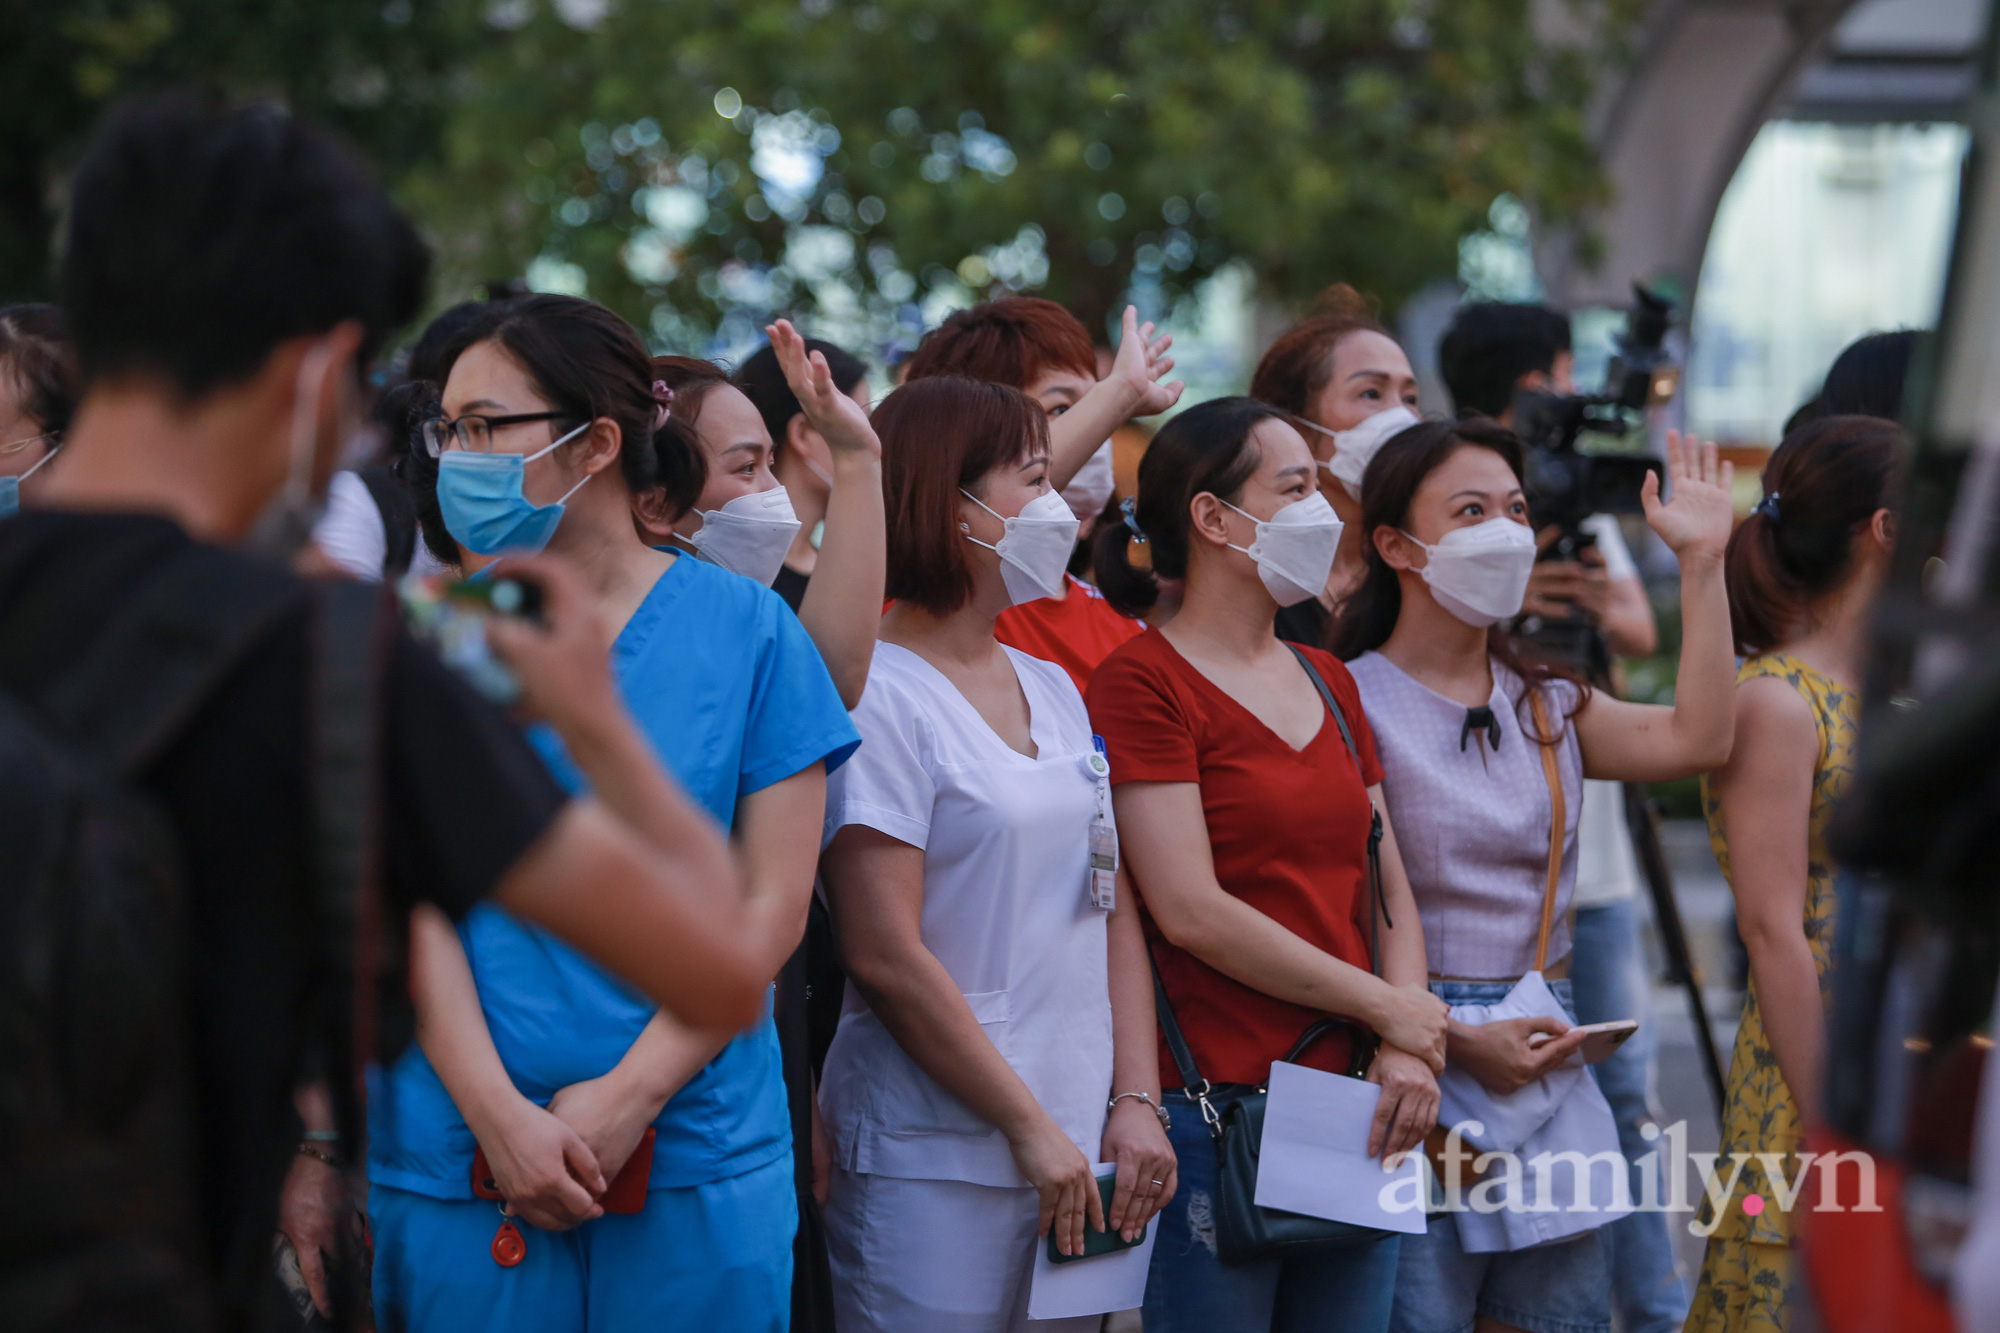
[1821,330,1920,424]
[732,338,868,461]
[416,296,705,549]
[385,301,515,559]
[60,93,427,397]
[1328,416,1585,728]
[1093,396,1282,618]
[1438,302,1573,418]
[0,304,80,438]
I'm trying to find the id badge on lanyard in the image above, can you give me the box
[1087,735,1118,911]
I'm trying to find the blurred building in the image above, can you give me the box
[1541,0,1985,448]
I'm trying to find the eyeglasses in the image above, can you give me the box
[420,411,577,458]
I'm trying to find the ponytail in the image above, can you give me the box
[647,356,725,521]
[1093,397,1276,618]
[1093,500,1161,618]
[1726,414,1900,655]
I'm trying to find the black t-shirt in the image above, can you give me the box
[772,561,810,612]
[0,512,567,1301]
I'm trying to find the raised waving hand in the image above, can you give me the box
[768,318,880,459]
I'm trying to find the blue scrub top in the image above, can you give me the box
[369,553,859,1196]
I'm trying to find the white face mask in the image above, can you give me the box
[1221,490,1344,607]
[1300,405,1421,500]
[1401,516,1537,627]
[961,486,1080,606]
[691,485,803,586]
[1059,441,1117,522]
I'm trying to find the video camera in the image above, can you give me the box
[1510,284,1679,562]
[1510,285,1679,675]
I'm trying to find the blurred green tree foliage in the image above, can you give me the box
[0,0,478,299]
[4,0,1642,353]
[425,0,1642,351]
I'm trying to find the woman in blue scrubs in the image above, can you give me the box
[367,294,858,1332]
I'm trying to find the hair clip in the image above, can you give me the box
[651,379,675,430]
[1752,491,1781,524]
[1120,495,1147,543]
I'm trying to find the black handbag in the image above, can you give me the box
[1151,643,1397,1265]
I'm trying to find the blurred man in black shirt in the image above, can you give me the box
[0,95,763,1331]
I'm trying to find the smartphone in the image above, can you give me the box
[1528,1018,1640,1065]
[444,574,545,623]
[399,575,526,705]
[1047,1172,1147,1265]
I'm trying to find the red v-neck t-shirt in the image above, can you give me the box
[1086,627,1384,1086]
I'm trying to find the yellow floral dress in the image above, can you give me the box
[1685,654,1858,1333]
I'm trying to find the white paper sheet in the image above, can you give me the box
[1026,1163,1161,1320]
[1252,1060,1428,1235]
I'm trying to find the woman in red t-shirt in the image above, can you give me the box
[1087,397,1447,1333]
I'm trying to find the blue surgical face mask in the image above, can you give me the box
[436,423,592,556]
[0,442,61,519]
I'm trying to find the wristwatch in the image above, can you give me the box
[1108,1090,1171,1132]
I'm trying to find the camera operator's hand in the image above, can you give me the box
[1642,431,1733,565]
[482,554,621,736]
[1521,526,1611,623]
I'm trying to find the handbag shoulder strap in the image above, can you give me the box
[1281,642,1386,976]
[1526,686,1566,974]
[1152,961,1207,1094]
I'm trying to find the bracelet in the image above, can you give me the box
[296,1144,341,1168]
[302,1129,342,1143]
[1108,1091,1171,1132]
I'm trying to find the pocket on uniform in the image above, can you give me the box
[961,988,1012,1027]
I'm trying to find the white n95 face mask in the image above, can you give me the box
[691,485,802,586]
[1222,490,1344,607]
[961,486,1080,605]
[1059,441,1117,522]
[1402,516,1537,626]
[1300,405,1421,500]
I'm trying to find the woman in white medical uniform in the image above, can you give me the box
[817,374,1175,1332]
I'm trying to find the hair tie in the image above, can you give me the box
[1120,495,1147,543]
[1752,491,1781,524]
[652,380,675,430]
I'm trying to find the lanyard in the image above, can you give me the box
[1087,735,1117,911]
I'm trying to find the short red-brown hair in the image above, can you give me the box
[900,296,1097,391]
[1248,283,1390,416]
[878,375,1050,615]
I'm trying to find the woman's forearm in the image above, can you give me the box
[1669,549,1736,771]
[795,450,885,708]
[1157,888,1397,1029]
[1743,926,1828,1120]
[1047,382,1138,491]
[847,947,1051,1144]
[1106,886,1163,1099]
[597,1009,728,1116]
[410,904,524,1134]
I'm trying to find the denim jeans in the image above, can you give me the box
[1142,1089,1402,1333]
[1570,898,1690,1333]
[1392,978,1611,1333]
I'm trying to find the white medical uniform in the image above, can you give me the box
[819,642,1114,1333]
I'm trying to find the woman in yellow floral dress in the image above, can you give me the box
[1687,415,1900,1333]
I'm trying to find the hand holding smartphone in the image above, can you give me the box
[1528,1018,1639,1065]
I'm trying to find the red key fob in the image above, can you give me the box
[492,1217,526,1267]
